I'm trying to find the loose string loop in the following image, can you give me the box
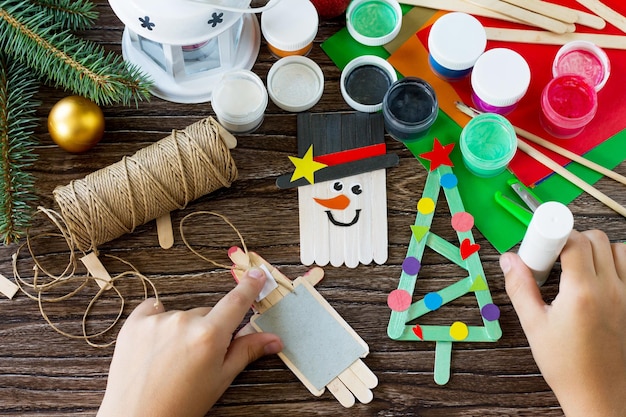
[12,207,159,348]
[179,211,249,272]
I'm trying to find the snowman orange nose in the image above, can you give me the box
[314,194,350,210]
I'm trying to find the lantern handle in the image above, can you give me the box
[188,0,283,13]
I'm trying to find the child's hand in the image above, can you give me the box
[97,268,283,417]
[500,230,626,417]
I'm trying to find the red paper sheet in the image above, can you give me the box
[414,0,626,185]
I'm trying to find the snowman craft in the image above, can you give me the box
[277,112,399,268]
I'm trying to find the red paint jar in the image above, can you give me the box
[540,74,598,139]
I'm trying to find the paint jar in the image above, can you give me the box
[427,12,486,81]
[540,75,598,139]
[341,55,397,113]
[460,112,517,178]
[261,0,318,58]
[382,77,438,143]
[346,0,402,47]
[267,56,324,112]
[539,41,609,138]
[470,48,531,115]
[552,40,610,92]
[212,70,268,134]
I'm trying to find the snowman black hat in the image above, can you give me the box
[276,111,399,189]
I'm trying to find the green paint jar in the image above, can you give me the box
[460,113,516,177]
[346,0,402,46]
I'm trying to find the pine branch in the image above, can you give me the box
[0,1,152,106]
[0,51,39,245]
[26,0,99,31]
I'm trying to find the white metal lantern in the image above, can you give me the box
[108,0,261,103]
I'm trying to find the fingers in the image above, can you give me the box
[611,242,626,282]
[500,252,546,334]
[205,267,266,337]
[559,230,597,282]
[128,297,165,320]
[234,322,256,338]
[222,332,283,377]
[560,230,617,282]
[581,230,617,278]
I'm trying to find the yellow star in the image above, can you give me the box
[289,145,327,184]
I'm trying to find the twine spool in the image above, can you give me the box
[53,117,238,252]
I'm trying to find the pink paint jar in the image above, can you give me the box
[540,41,610,138]
[540,75,598,139]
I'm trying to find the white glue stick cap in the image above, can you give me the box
[517,201,574,286]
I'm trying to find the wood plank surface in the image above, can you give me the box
[1,1,625,416]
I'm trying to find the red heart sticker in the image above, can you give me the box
[460,238,480,260]
[412,324,423,340]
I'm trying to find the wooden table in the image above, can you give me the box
[1,2,625,416]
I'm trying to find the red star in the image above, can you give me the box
[419,138,455,171]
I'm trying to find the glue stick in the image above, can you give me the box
[517,201,574,286]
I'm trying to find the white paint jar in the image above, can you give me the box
[212,70,268,134]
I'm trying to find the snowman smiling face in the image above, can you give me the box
[314,180,362,227]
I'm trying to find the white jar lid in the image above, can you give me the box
[428,12,486,71]
[340,55,397,113]
[552,40,610,92]
[346,0,402,47]
[212,70,268,125]
[471,48,531,107]
[261,0,318,53]
[267,56,324,112]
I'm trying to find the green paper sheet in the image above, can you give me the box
[322,26,626,253]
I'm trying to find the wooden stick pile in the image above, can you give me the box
[403,0,626,49]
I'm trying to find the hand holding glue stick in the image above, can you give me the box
[500,215,626,416]
[517,201,574,286]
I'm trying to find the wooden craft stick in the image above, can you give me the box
[484,27,626,50]
[512,125,626,186]
[571,7,607,29]
[337,366,374,404]
[156,213,174,249]
[500,0,578,24]
[349,359,379,389]
[516,139,626,218]
[575,0,626,33]
[400,0,535,26]
[327,378,356,408]
[0,272,19,299]
[401,0,605,29]
[80,252,112,289]
[214,117,237,149]
[465,0,575,33]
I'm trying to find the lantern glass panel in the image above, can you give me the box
[231,16,243,50]
[139,36,167,71]
[183,37,221,75]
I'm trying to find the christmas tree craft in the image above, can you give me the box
[386,139,502,385]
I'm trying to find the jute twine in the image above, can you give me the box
[11,117,239,347]
[53,116,238,252]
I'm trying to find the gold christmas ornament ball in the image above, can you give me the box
[48,96,105,153]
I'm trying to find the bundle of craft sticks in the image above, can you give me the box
[403,0,626,49]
